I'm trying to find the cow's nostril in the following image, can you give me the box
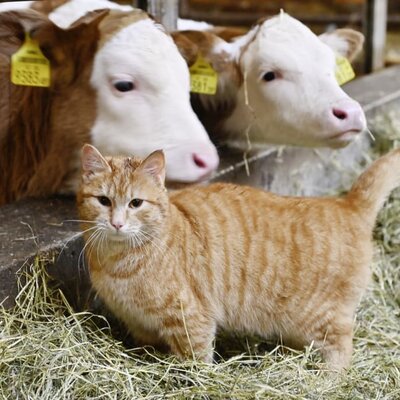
[332,108,348,120]
[193,154,207,169]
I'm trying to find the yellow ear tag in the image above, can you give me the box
[189,54,218,95]
[11,32,50,87]
[335,55,355,86]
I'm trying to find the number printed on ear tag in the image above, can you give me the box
[190,54,218,95]
[335,55,355,86]
[11,32,50,87]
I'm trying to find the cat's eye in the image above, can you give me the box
[129,198,143,208]
[114,81,135,92]
[262,71,277,82]
[98,196,111,207]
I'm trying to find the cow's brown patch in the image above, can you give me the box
[210,26,247,43]
[0,9,107,204]
[173,29,244,141]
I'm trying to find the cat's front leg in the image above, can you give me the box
[162,314,217,363]
[316,320,354,371]
[126,321,166,350]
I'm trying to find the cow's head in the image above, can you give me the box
[232,13,366,148]
[175,13,366,149]
[89,10,219,182]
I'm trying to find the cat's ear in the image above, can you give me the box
[81,144,110,174]
[139,150,166,184]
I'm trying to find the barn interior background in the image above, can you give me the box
[0,0,399,398]
[126,0,400,70]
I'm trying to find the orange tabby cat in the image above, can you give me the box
[77,144,400,370]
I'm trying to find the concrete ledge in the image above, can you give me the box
[1,65,400,308]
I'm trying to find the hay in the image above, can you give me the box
[1,113,400,399]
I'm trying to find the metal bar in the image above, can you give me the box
[364,0,388,73]
[147,0,179,32]
[136,0,148,11]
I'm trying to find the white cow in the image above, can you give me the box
[174,14,367,149]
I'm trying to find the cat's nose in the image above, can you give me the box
[111,221,124,231]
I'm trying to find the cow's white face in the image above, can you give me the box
[90,18,219,182]
[227,14,366,148]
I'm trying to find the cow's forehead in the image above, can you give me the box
[258,14,315,39]
[100,18,184,65]
[253,14,333,64]
[98,9,150,48]
[93,17,189,88]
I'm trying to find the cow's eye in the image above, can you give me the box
[262,71,276,82]
[114,81,135,92]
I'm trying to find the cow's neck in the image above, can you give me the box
[218,85,258,145]
[49,67,97,194]
[0,83,51,204]
[0,64,97,205]
[190,27,263,146]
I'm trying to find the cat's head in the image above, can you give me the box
[77,144,169,246]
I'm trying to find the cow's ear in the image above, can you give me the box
[319,29,364,62]
[29,9,109,86]
[173,30,242,92]
[31,8,109,60]
[30,0,70,15]
[0,9,51,57]
[210,26,247,43]
[171,31,199,67]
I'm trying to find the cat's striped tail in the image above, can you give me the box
[347,148,400,224]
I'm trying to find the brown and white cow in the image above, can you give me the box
[0,8,219,205]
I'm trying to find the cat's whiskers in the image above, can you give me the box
[136,230,165,260]
[63,219,98,224]
[132,231,147,250]
[123,230,155,261]
[95,230,107,267]
[80,230,100,265]
[57,225,99,262]
[148,221,179,242]
[138,229,163,248]
[121,231,135,250]
[78,228,104,270]
[86,230,104,265]
[124,228,146,248]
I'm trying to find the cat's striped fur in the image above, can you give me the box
[77,144,400,370]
